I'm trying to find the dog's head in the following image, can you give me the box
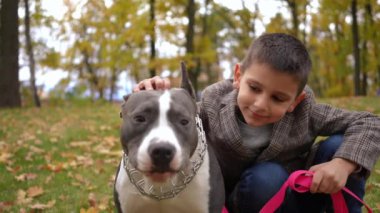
[120,62,198,182]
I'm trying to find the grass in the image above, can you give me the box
[0,97,379,212]
[0,101,121,212]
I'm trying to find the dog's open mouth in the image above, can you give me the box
[145,171,176,182]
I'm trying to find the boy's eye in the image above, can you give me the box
[249,85,261,92]
[272,96,286,102]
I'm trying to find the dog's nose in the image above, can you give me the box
[148,143,176,171]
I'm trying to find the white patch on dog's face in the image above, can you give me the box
[137,90,183,173]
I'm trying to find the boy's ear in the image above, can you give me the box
[233,63,241,89]
[287,91,306,112]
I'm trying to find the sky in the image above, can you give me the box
[20,0,291,99]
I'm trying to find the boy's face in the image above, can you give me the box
[233,62,305,127]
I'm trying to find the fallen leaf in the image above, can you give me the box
[70,141,91,147]
[0,201,14,211]
[80,207,99,213]
[98,195,111,210]
[21,132,36,141]
[88,193,97,207]
[6,165,21,174]
[29,200,56,210]
[27,186,44,198]
[44,162,65,172]
[100,125,111,131]
[372,182,380,188]
[29,145,44,154]
[45,174,54,184]
[50,137,58,143]
[75,174,85,183]
[15,173,38,182]
[59,195,67,201]
[34,139,42,145]
[0,152,12,163]
[16,190,32,205]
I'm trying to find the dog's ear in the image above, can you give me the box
[180,61,196,100]
[123,94,130,102]
[120,94,131,118]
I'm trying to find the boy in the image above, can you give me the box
[133,33,380,212]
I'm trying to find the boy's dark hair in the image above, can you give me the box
[240,33,311,94]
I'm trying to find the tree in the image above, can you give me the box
[0,0,21,108]
[185,0,198,93]
[283,0,300,37]
[351,0,361,96]
[24,0,41,107]
[149,0,156,77]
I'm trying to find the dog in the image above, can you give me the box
[114,62,225,213]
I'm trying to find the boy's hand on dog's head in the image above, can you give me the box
[133,76,171,92]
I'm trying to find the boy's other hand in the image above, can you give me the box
[309,158,357,194]
[133,76,171,92]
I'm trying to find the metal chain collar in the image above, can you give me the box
[123,115,207,200]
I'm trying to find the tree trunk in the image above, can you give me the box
[0,0,22,108]
[285,0,299,37]
[351,0,361,96]
[109,67,117,102]
[82,49,101,100]
[149,0,156,77]
[364,0,380,94]
[24,0,41,107]
[185,0,198,95]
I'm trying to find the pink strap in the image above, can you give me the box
[260,170,372,213]
[222,206,229,213]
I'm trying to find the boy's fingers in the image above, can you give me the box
[152,76,163,90]
[158,78,170,90]
[163,78,171,89]
[309,164,324,193]
[142,79,154,90]
[133,76,171,92]
[151,76,171,90]
[310,172,322,193]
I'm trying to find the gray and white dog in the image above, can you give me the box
[114,62,225,213]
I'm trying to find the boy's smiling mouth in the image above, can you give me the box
[251,112,269,120]
[247,108,269,119]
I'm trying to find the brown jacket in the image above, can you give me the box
[198,79,380,194]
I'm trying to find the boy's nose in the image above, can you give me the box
[254,95,269,110]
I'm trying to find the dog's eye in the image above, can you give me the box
[180,119,189,126]
[134,115,146,123]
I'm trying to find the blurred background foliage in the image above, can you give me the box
[2,0,380,107]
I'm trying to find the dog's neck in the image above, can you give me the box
[122,115,207,200]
